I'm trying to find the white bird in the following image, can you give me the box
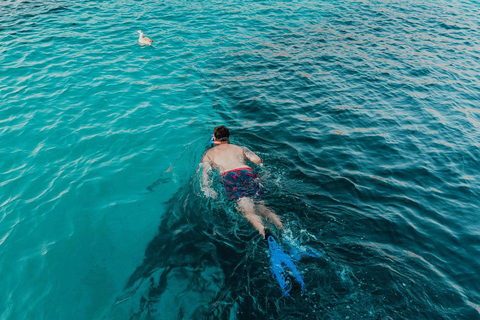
[137,30,154,46]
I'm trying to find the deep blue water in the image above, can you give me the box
[1,0,480,319]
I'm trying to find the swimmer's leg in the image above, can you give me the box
[237,197,265,237]
[256,202,283,230]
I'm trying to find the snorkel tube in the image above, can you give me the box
[210,134,228,146]
[210,134,220,146]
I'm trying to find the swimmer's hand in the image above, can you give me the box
[202,187,217,199]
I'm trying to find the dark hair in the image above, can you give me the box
[214,125,230,140]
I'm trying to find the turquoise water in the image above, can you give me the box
[1,0,480,318]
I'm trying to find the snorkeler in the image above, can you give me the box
[201,125,283,238]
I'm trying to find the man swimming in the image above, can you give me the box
[201,125,283,238]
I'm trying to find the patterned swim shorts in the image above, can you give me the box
[220,167,262,200]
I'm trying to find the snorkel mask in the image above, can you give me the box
[210,134,228,146]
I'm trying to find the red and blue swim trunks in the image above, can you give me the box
[220,167,262,200]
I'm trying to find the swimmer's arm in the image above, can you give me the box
[200,154,217,198]
[243,147,262,165]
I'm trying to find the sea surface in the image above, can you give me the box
[1,0,480,319]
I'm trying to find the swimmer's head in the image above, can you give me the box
[214,125,229,143]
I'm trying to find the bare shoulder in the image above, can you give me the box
[241,145,262,164]
[201,148,213,162]
[228,144,249,156]
[239,144,254,154]
[229,144,245,151]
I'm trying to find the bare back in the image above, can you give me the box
[202,143,261,173]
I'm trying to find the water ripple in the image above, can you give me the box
[1,0,480,319]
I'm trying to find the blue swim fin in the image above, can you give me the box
[267,235,305,296]
[286,241,322,261]
[281,230,323,261]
